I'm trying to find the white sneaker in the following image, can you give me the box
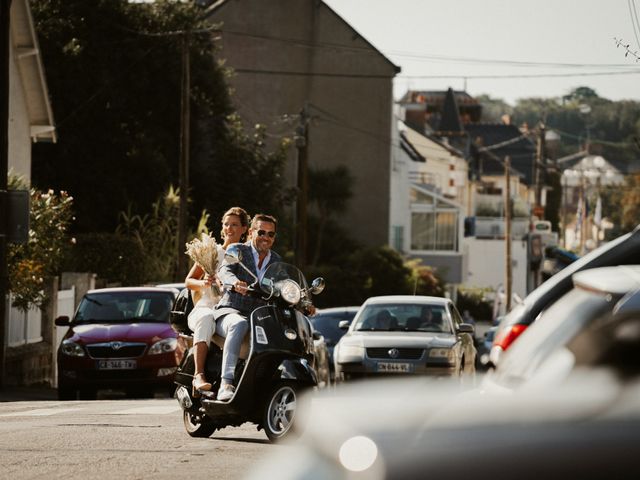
[217,385,235,401]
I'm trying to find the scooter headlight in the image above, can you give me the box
[278,279,301,305]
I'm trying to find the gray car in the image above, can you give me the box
[334,295,476,382]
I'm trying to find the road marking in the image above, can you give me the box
[0,408,81,417]
[109,405,181,415]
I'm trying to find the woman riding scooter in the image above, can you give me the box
[171,240,325,441]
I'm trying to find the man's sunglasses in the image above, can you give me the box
[256,229,276,238]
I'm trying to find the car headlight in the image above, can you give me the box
[149,337,178,355]
[337,344,364,362]
[429,348,455,361]
[61,340,85,357]
[278,279,301,305]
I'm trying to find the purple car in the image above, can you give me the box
[55,287,181,400]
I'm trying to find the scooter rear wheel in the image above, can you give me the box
[262,381,300,442]
[183,410,216,438]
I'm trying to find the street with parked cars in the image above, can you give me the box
[5,227,640,478]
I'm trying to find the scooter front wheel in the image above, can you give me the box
[263,381,302,442]
[183,410,216,438]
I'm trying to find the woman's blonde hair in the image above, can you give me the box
[220,206,250,243]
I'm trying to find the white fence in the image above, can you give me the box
[4,286,75,350]
[5,293,42,347]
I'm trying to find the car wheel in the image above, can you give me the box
[183,410,216,438]
[262,382,304,442]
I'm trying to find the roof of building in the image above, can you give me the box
[11,0,56,142]
[437,87,464,134]
[466,123,536,184]
[207,0,401,75]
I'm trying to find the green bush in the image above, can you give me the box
[62,233,147,286]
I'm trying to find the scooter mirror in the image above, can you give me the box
[224,243,258,283]
[224,243,242,264]
[310,277,325,295]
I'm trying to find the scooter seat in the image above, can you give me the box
[211,332,250,360]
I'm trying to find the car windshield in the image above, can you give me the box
[74,291,175,324]
[310,311,357,344]
[352,303,452,333]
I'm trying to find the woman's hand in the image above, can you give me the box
[233,280,249,296]
[202,274,214,288]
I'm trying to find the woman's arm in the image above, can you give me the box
[185,263,212,291]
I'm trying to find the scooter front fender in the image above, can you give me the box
[273,358,317,386]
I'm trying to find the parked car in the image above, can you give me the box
[484,265,640,393]
[309,306,359,381]
[333,296,476,382]
[55,287,181,400]
[246,372,640,480]
[310,326,331,389]
[476,325,498,369]
[490,225,640,366]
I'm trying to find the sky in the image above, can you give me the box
[322,0,640,105]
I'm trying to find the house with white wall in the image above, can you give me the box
[390,119,468,285]
[8,0,56,182]
[4,0,57,386]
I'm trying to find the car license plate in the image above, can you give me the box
[97,359,136,370]
[377,362,411,373]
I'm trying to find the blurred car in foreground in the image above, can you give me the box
[247,372,640,480]
[309,306,359,381]
[484,265,640,393]
[55,287,181,399]
[490,225,640,366]
[334,296,476,382]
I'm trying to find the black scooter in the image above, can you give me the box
[170,245,325,441]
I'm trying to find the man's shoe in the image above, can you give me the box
[192,373,212,396]
[217,384,235,402]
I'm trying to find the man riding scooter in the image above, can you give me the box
[211,213,281,401]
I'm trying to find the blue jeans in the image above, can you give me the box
[215,312,249,384]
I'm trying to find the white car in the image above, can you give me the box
[333,295,476,382]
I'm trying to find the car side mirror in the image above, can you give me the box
[310,277,325,295]
[338,320,351,330]
[55,316,70,326]
[457,323,474,334]
[312,330,322,341]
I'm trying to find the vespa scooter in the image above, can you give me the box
[170,245,325,441]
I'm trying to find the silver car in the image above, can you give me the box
[334,295,476,382]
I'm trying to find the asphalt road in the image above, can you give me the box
[0,397,280,480]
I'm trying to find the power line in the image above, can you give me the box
[232,67,394,79]
[398,69,640,80]
[387,51,637,69]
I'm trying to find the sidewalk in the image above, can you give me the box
[0,384,57,402]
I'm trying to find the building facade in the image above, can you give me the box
[207,0,400,246]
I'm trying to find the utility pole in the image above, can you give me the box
[0,0,13,388]
[505,156,512,313]
[534,121,545,216]
[295,103,309,268]
[176,32,190,280]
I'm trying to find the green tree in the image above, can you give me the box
[7,177,74,311]
[30,0,290,236]
[476,94,513,123]
[307,165,354,265]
